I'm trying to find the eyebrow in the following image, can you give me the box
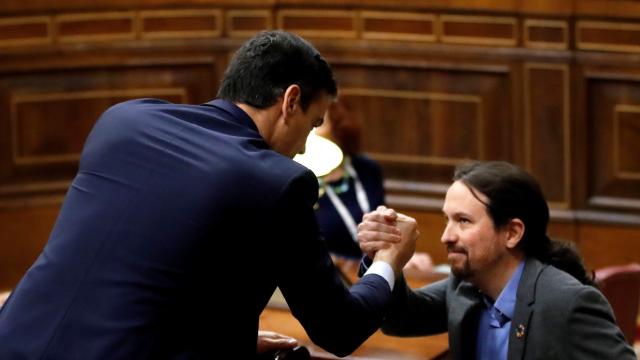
[442,210,472,218]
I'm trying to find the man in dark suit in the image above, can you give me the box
[0,31,416,359]
[358,161,636,360]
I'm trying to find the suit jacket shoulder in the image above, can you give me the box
[508,258,636,360]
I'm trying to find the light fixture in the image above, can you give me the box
[293,130,343,177]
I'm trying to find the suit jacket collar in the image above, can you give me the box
[507,257,546,360]
[449,278,483,360]
[203,99,259,133]
[448,258,547,360]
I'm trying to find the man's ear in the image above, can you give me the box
[505,218,525,249]
[281,85,301,123]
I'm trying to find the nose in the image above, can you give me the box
[440,222,456,244]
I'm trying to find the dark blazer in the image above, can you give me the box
[315,155,385,258]
[382,257,636,360]
[0,99,391,359]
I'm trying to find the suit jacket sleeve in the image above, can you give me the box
[562,286,636,359]
[381,276,449,337]
[274,170,392,357]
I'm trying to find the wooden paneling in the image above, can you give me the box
[586,76,640,211]
[1,0,640,289]
[578,224,640,270]
[277,9,357,39]
[361,11,436,42]
[0,62,219,205]
[11,89,186,166]
[333,63,510,202]
[57,12,136,43]
[523,63,570,207]
[226,9,272,38]
[577,21,640,53]
[0,206,58,288]
[140,9,222,39]
[0,16,50,47]
[523,19,568,50]
[440,15,518,46]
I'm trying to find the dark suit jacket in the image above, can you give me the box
[315,154,385,258]
[0,99,391,359]
[382,257,636,360]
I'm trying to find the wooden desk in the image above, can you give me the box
[261,261,449,360]
[260,307,449,360]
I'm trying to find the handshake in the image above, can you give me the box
[357,206,420,276]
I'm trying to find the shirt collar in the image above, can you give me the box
[481,260,525,326]
[494,261,525,320]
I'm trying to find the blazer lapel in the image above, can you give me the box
[449,282,482,360]
[508,258,545,360]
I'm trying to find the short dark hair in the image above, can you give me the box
[217,31,337,112]
[454,161,594,285]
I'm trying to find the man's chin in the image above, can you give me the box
[449,262,471,280]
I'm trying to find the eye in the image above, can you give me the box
[459,217,470,224]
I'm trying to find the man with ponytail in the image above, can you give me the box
[358,161,636,360]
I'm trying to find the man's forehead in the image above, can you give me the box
[443,181,487,213]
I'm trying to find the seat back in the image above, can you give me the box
[595,263,640,344]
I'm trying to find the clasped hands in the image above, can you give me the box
[357,205,420,276]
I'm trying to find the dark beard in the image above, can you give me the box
[449,260,472,280]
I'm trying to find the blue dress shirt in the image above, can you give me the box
[475,261,525,360]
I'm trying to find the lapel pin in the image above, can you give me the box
[516,324,525,339]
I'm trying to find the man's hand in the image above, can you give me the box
[257,330,298,354]
[358,206,419,275]
[357,206,402,259]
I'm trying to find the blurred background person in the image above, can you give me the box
[314,98,434,278]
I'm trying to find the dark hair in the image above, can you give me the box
[453,161,594,286]
[217,30,337,112]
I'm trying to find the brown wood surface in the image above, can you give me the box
[1,0,640,292]
[260,307,449,360]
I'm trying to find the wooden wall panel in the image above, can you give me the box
[577,21,640,53]
[0,63,220,206]
[523,19,568,50]
[141,9,222,39]
[57,12,136,43]
[361,11,436,42]
[0,206,58,289]
[440,15,518,46]
[0,16,50,47]
[523,63,570,207]
[277,10,357,39]
[587,77,640,211]
[333,63,511,203]
[226,9,272,38]
[1,0,640,289]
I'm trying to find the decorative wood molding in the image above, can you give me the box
[523,62,571,208]
[360,11,436,42]
[613,104,640,180]
[140,9,222,40]
[577,20,640,53]
[440,14,518,47]
[588,196,640,211]
[0,16,51,47]
[226,9,272,38]
[524,19,568,50]
[277,9,357,39]
[56,11,136,43]
[341,87,483,165]
[10,88,188,166]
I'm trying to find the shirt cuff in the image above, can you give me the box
[364,261,395,291]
